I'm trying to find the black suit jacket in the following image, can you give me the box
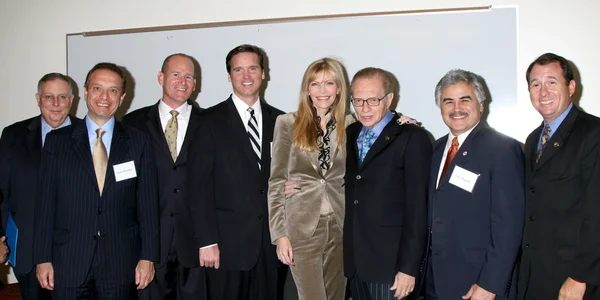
[188,96,284,270]
[344,116,431,286]
[33,118,159,287]
[428,123,524,300]
[519,105,600,299]
[122,100,203,268]
[0,115,77,275]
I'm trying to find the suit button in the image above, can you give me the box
[356,175,361,180]
[97,210,101,215]
[528,216,534,221]
[260,189,265,194]
[93,235,98,240]
[170,212,174,217]
[354,200,359,204]
[530,187,535,193]
[526,244,530,248]
[258,214,263,220]
[320,179,325,184]
[173,189,179,193]
[173,166,178,170]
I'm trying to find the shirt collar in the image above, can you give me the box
[85,115,115,135]
[158,99,190,119]
[447,121,480,148]
[41,115,72,132]
[545,103,573,135]
[360,110,394,138]
[231,93,261,117]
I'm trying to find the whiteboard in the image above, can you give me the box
[67,7,517,140]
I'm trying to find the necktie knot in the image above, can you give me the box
[95,128,105,139]
[247,107,255,116]
[170,110,179,118]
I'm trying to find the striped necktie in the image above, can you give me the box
[247,107,261,170]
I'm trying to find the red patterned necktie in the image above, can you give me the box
[441,137,459,179]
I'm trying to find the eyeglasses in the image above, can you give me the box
[351,93,389,107]
[40,94,70,102]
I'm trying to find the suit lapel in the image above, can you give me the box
[103,121,130,195]
[430,136,448,190]
[348,124,361,167]
[260,102,275,173]
[145,102,172,160]
[178,103,202,163]
[26,116,42,163]
[360,116,400,169]
[535,106,580,170]
[437,122,483,188]
[226,98,261,174]
[71,121,96,183]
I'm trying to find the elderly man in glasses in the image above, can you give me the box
[343,67,431,300]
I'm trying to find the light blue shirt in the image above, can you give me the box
[41,116,72,146]
[356,110,394,153]
[86,116,115,157]
[538,103,573,149]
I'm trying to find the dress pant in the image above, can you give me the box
[350,272,395,300]
[425,255,438,300]
[16,269,52,300]
[52,242,136,300]
[289,213,345,300]
[205,223,279,300]
[139,227,207,300]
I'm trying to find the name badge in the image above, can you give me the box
[449,165,479,193]
[113,161,137,182]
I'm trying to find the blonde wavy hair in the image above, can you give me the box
[293,58,349,151]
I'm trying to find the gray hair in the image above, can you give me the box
[37,72,74,95]
[434,69,486,106]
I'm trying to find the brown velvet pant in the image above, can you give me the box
[289,213,345,300]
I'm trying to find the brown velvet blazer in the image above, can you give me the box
[268,112,354,243]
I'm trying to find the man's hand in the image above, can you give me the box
[462,283,496,300]
[0,236,8,264]
[199,244,220,269]
[36,262,55,290]
[135,259,155,290]
[559,277,586,300]
[390,272,415,299]
[397,113,421,127]
[276,237,295,266]
[284,179,299,198]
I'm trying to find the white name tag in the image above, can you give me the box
[113,161,137,182]
[449,165,479,193]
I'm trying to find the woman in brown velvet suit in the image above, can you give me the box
[268,58,353,300]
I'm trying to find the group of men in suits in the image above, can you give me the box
[0,47,599,300]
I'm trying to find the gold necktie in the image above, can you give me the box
[165,110,179,162]
[93,128,108,196]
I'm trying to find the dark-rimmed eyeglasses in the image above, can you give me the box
[350,93,389,107]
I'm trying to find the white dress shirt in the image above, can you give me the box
[436,122,479,187]
[158,99,192,156]
[231,93,262,148]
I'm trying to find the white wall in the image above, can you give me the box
[0,0,599,283]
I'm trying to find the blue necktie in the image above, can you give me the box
[359,129,375,163]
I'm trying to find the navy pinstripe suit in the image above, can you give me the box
[33,118,159,291]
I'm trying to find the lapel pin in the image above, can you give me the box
[385,136,390,140]
[554,142,560,147]
[463,151,468,156]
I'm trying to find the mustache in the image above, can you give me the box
[449,111,468,118]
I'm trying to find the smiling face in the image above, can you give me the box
[352,75,392,128]
[227,52,264,105]
[36,78,73,128]
[439,81,482,136]
[308,71,339,114]
[159,55,196,109]
[84,69,126,126]
[528,62,575,123]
